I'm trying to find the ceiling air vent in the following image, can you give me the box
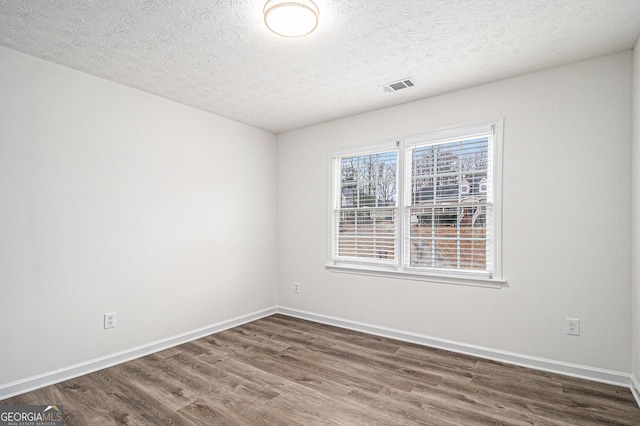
[380,77,418,93]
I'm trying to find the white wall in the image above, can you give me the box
[632,37,640,390]
[0,47,277,387]
[277,52,633,373]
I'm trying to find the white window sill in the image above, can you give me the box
[325,264,505,289]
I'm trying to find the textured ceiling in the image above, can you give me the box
[1,1,640,134]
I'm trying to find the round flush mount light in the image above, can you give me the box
[264,0,319,38]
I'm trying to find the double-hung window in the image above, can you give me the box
[329,119,503,287]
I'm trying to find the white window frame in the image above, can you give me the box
[327,118,504,288]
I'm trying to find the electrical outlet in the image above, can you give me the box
[104,312,116,329]
[566,318,580,336]
[293,282,299,293]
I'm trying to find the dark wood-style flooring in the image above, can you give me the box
[4,314,640,425]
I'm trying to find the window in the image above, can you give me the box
[333,149,398,266]
[479,179,488,194]
[329,119,503,286]
[459,180,470,195]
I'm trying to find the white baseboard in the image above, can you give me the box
[631,375,640,408]
[0,307,277,401]
[276,307,632,388]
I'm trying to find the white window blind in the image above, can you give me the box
[333,149,398,266]
[404,130,494,277]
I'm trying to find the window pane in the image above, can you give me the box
[341,151,397,208]
[411,137,489,205]
[336,209,396,262]
[407,135,492,274]
[408,206,488,270]
[336,150,398,263]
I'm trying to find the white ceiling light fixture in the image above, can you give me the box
[264,0,319,38]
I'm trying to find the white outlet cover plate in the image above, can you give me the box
[565,318,580,336]
[104,312,116,329]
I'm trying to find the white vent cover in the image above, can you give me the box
[380,77,418,93]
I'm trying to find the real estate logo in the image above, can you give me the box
[0,405,63,426]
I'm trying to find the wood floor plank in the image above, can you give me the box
[84,368,188,425]
[3,314,640,425]
[162,352,281,404]
[112,359,198,411]
[175,399,239,426]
